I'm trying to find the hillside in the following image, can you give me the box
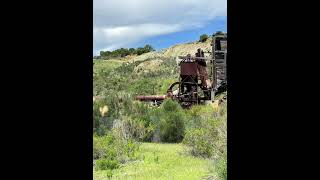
[93,38,212,96]
[93,37,226,180]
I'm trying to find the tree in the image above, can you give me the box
[97,44,155,60]
[118,48,129,57]
[199,34,208,42]
[129,48,136,55]
[100,51,112,58]
[144,44,154,52]
[215,31,223,35]
[136,47,145,55]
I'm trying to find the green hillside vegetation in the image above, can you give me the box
[95,44,155,60]
[93,36,226,180]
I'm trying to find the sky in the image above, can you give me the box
[93,0,227,55]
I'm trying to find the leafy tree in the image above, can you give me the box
[144,44,154,52]
[215,31,223,35]
[129,48,136,55]
[136,47,145,55]
[199,34,208,42]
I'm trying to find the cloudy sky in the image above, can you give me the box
[93,0,227,55]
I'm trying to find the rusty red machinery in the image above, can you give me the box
[135,31,227,108]
[134,95,167,101]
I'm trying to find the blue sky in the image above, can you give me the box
[93,0,227,55]
[136,17,227,51]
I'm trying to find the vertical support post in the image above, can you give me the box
[178,76,181,100]
[212,34,217,102]
[211,89,215,101]
[224,49,227,84]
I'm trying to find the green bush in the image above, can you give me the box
[159,111,185,142]
[123,139,139,158]
[111,138,140,164]
[93,134,116,160]
[95,159,119,170]
[95,124,109,136]
[162,98,181,112]
[183,128,214,157]
[183,104,227,158]
[112,116,147,141]
[158,99,186,143]
[94,133,140,167]
[199,34,208,42]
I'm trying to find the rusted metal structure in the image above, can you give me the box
[135,31,227,107]
[134,95,166,102]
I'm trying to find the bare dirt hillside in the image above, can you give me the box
[162,38,212,58]
[129,38,212,72]
[128,37,212,62]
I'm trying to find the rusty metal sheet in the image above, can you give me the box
[180,62,198,75]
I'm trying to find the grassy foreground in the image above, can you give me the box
[93,143,213,180]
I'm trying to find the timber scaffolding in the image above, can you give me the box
[134,31,227,107]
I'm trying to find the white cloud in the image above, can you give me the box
[93,0,226,55]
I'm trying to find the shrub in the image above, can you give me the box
[158,99,186,143]
[95,159,119,170]
[123,139,139,158]
[183,128,214,157]
[112,116,147,141]
[112,138,139,164]
[199,34,208,42]
[93,133,140,166]
[95,124,109,136]
[162,98,181,112]
[159,111,185,142]
[93,134,116,160]
[183,104,227,158]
